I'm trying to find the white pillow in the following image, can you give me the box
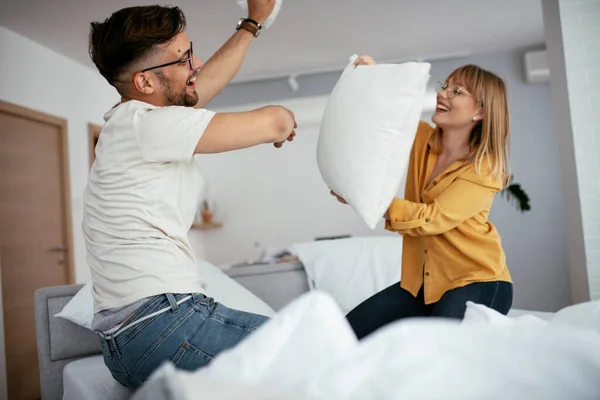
[54,280,95,330]
[196,291,357,391]
[507,308,555,320]
[134,363,309,400]
[306,318,600,399]
[137,299,600,400]
[288,236,402,314]
[317,55,431,229]
[55,260,275,330]
[464,300,600,332]
[549,299,600,334]
[463,301,549,328]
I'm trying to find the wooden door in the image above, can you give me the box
[0,101,74,400]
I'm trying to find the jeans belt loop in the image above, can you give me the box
[101,335,113,360]
[109,335,122,359]
[166,293,179,313]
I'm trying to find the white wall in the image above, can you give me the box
[0,26,120,283]
[543,0,600,302]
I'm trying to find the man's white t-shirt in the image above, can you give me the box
[83,100,215,312]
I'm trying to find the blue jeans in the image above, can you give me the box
[346,281,513,339]
[98,293,269,389]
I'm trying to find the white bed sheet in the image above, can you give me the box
[508,308,555,320]
[63,355,132,400]
[137,293,600,400]
[60,308,554,400]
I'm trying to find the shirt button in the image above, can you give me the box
[425,272,430,277]
[424,249,428,254]
[432,180,438,185]
[425,218,431,223]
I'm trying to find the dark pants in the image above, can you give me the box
[346,281,513,339]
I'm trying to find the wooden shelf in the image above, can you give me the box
[191,221,223,230]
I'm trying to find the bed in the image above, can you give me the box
[34,261,309,400]
[35,253,574,400]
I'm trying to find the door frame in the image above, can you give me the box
[0,100,75,283]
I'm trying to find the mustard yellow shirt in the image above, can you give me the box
[385,121,511,304]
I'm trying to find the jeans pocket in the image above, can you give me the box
[171,340,213,372]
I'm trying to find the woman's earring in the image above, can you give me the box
[472,116,477,121]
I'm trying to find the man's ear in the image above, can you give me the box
[132,72,155,95]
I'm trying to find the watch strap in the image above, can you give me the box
[236,17,261,37]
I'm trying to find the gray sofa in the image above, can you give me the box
[34,262,310,400]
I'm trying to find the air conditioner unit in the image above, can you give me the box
[524,50,550,83]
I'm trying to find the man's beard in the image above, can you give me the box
[156,71,198,107]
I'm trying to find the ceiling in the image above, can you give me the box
[0,0,546,83]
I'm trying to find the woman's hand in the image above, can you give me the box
[354,55,376,67]
[330,190,348,204]
[383,210,390,221]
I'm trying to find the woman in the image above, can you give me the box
[332,55,513,339]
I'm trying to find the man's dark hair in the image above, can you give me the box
[89,5,186,90]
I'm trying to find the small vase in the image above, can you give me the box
[201,209,213,224]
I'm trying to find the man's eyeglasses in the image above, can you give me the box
[436,80,472,98]
[141,42,194,73]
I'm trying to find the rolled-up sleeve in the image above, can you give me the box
[385,176,499,236]
[135,106,215,163]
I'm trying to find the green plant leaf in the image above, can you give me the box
[500,181,531,212]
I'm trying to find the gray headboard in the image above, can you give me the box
[34,262,310,400]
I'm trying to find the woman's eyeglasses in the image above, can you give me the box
[436,80,472,98]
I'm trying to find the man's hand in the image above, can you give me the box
[273,131,295,148]
[192,0,277,108]
[274,109,297,148]
[330,190,348,204]
[248,0,276,24]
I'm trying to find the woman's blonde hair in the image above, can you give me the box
[430,65,511,187]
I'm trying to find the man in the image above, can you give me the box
[84,1,296,389]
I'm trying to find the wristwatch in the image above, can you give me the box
[236,17,262,37]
